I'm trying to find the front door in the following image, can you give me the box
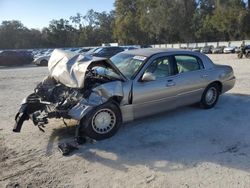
[132,55,179,118]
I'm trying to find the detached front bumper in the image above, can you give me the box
[13,104,29,132]
[13,94,49,132]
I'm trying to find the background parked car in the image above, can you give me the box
[140,45,152,48]
[223,46,237,53]
[201,46,213,54]
[238,45,250,59]
[212,46,226,54]
[33,55,50,66]
[0,50,33,66]
[191,47,201,52]
[122,46,139,51]
[75,47,92,54]
[86,46,124,58]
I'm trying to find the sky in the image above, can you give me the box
[0,0,115,29]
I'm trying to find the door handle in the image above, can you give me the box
[201,74,208,78]
[166,81,176,87]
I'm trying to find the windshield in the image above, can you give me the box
[110,53,146,79]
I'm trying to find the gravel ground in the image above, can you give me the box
[0,54,250,188]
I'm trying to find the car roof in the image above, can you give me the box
[101,46,123,49]
[119,48,189,57]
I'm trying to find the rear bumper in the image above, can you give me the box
[222,76,236,93]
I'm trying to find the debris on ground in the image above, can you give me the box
[5,182,20,188]
[58,142,79,156]
[146,174,156,184]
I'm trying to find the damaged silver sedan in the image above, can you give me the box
[14,48,235,141]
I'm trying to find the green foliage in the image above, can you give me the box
[0,0,249,49]
[0,21,44,49]
[114,0,147,44]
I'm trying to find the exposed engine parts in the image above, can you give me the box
[13,49,124,143]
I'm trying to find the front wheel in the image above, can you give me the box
[238,53,243,59]
[81,102,122,140]
[200,84,220,109]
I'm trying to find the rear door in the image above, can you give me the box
[172,54,208,106]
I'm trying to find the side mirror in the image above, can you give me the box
[141,72,156,82]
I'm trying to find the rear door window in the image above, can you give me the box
[174,55,204,73]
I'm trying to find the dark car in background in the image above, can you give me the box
[140,45,152,48]
[201,46,213,54]
[238,45,250,59]
[76,47,92,53]
[0,50,34,66]
[85,46,124,58]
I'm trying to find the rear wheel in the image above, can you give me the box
[40,59,48,66]
[200,84,220,109]
[81,102,122,140]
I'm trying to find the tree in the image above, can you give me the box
[94,11,115,43]
[210,0,247,40]
[46,19,77,47]
[175,0,197,42]
[1,1,250,49]
[137,0,197,43]
[114,0,147,44]
[0,21,27,49]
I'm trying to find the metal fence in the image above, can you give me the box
[152,40,250,48]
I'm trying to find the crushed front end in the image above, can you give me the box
[13,49,125,136]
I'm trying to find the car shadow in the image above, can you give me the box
[46,93,250,173]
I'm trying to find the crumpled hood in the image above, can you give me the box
[48,49,124,88]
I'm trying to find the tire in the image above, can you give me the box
[40,59,48,66]
[81,102,122,140]
[238,53,243,59]
[200,83,220,109]
[246,52,250,59]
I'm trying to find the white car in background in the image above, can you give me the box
[33,49,54,66]
[223,46,237,54]
[33,55,50,66]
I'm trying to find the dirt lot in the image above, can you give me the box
[0,54,250,188]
